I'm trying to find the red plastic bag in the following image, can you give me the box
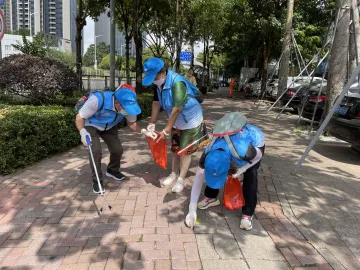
[145,133,167,169]
[223,175,245,210]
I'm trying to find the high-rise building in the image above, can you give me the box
[94,11,146,57]
[3,0,76,52]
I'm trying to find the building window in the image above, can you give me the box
[5,45,12,51]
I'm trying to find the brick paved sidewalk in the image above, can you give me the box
[0,87,359,269]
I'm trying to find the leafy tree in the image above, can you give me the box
[75,0,108,89]
[191,0,230,85]
[99,54,123,70]
[48,50,77,69]
[12,33,56,58]
[142,45,171,66]
[114,0,134,84]
[83,42,111,67]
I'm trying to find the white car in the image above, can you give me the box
[267,77,326,100]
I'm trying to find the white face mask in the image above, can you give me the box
[153,79,165,88]
[119,109,128,116]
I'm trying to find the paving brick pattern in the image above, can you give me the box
[0,88,359,269]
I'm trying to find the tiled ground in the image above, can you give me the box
[0,88,359,269]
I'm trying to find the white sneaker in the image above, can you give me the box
[197,197,220,210]
[172,178,184,193]
[240,215,253,230]
[162,172,177,187]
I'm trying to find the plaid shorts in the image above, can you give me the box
[171,122,210,156]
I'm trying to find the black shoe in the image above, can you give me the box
[106,169,126,181]
[93,182,105,194]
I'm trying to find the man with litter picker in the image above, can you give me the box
[185,112,265,230]
[75,86,156,194]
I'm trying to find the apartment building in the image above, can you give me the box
[3,0,76,52]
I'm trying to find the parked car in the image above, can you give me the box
[328,83,360,149]
[297,79,328,120]
[266,79,279,100]
[280,77,327,113]
[267,77,307,101]
[244,79,261,98]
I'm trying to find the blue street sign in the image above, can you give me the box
[319,61,329,73]
[180,51,192,62]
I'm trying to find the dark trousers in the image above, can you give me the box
[204,147,264,216]
[85,126,123,184]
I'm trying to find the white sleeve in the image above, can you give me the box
[125,115,137,123]
[190,167,205,204]
[79,95,99,119]
[242,147,263,171]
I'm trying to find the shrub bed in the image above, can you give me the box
[0,105,79,174]
[0,92,154,175]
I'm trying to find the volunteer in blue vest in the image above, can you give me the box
[185,114,265,230]
[75,87,155,194]
[142,58,205,193]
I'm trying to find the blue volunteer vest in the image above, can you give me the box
[240,124,265,148]
[205,125,264,167]
[87,91,125,130]
[157,70,203,129]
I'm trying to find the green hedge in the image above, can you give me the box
[0,105,79,174]
[0,93,153,175]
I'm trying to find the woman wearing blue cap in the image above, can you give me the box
[142,58,205,193]
[76,87,155,194]
[185,113,265,230]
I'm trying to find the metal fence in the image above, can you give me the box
[82,75,137,91]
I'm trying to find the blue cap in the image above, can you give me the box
[114,88,141,116]
[142,58,165,86]
[204,150,231,189]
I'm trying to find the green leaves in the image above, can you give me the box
[11,33,56,58]
[0,105,79,175]
[83,42,111,67]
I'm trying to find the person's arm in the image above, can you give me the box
[75,96,98,145]
[125,115,142,133]
[76,114,86,132]
[233,146,263,177]
[156,81,187,141]
[242,147,263,171]
[150,101,161,124]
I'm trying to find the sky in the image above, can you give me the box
[83,17,203,65]
[83,18,95,54]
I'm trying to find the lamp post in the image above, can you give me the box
[29,12,39,37]
[94,35,102,69]
[120,43,125,57]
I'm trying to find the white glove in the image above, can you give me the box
[141,129,157,140]
[147,123,156,132]
[80,128,91,146]
[232,166,247,179]
[185,202,197,229]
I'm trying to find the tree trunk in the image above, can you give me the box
[277,0,295,100]
[125,35,131,84]
[349,0,360,75]
[324,0,351,117]
[205,39,210,85]
[175,0,183,73]
[202,34,207,85]
[75,0,84,90]
[132,0,143,92]
[261,39,271,95]
[190,40,195,68]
